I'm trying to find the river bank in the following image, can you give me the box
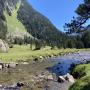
[47,51,90,90]
[0,45,81,62]
[69,62,90,90]
[0,49,90,90]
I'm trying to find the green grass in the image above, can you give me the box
[69,64,90,90]
[4,1,26,33]
[0,45,79,62]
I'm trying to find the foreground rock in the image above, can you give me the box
[0,65,3,70]
[8,62,18,68]
[58,76,66,83]
[47,75,53,80]
[0,39,9,53]
[58,73,75,83]
[65,73,75,83]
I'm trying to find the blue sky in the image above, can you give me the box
[27,0,83,31]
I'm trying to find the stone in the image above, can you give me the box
[0,85,2,87]
[38,74,45,79]
[22,62,29,65]
[47,75,53,80]
[16,82,24,87]
[8,62,17,68]
[0,39,9,53]
[65,73,75,83]
[58,76,66,83]
[0,61,4,68]
[39,56,43,59]
[0,65,3,70]
[5,63,9,68]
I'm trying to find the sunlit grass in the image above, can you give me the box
[0,45,80,62]
[69,64,90,90]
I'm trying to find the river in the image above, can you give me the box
[0,51,90,90]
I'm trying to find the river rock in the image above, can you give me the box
[39,56,43,59]
[47,75,53,80]
[0,39,9,53]
[0,65,3,70]
[0,85,2,87]
[5,63,9,68]
[58,76,66,83]
[65,73,75,83]
[22,62,29,65]
[0,61,5,68]
[8,62,17,68]
[16,82,24,87]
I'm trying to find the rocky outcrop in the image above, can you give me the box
[4,0,20,16]
[0,39,9,53]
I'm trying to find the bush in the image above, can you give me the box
[71,65,86,79]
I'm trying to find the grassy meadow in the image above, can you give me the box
[0,45,80,62]
[69,63,90,90]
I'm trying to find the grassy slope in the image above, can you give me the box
[0,45,79,62]
[69,64,90,90]
[4,1,26,33]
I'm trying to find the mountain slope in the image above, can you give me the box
[4,1,26,33]
[0,0,63,47]
[0,0,7,39]
[17,0,63,46]
[3,0,33,38]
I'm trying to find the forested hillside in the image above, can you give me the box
[0,0,65,48]
[0,0,90,49]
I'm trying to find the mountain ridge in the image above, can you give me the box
[0,0,63,47]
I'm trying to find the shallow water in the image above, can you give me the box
[0,51,90,90]
[0,58,58,90]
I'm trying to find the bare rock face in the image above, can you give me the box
[0,39,9,53]
[4,0,20,16]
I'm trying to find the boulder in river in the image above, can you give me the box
[0,65,3,70]
[58,76,66,83]
[0,39,9,53]
[8,62,17,68]
[65,73,75,83]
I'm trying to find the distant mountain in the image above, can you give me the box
[0,0,64,47]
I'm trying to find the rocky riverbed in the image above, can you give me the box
[45,51,90,90]
[0,51,90,90]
